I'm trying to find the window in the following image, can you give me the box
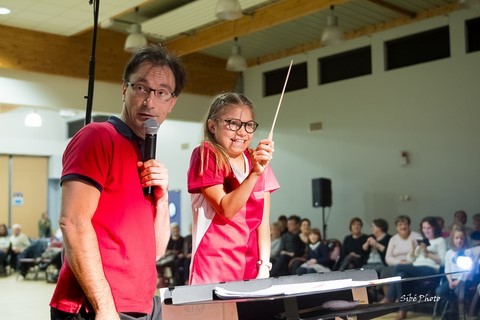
[318,46,372,85]
[466,17,480,53]
[385,26,450,70]
[263,62,307,97]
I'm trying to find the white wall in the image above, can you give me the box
[1,9,479,239]
[0,95,207,235]
[245,10,480,238]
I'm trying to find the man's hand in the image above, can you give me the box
[137,159,169,199]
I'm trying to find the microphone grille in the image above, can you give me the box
[144,119,160,135]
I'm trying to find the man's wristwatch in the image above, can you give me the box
[256,259,272,270]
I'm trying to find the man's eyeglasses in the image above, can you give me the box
[220,118,259,133]
[126,82,175,103]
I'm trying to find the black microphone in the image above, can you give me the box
[143,118,160,196]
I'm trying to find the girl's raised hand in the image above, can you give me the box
[251,139,274,175]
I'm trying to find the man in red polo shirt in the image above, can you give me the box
[50,45,186,320]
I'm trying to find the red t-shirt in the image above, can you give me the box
[187,142,279,284]
[50,119,157,314]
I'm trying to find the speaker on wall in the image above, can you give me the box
[312,178,332,208]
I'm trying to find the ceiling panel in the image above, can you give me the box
[0,0,463,64]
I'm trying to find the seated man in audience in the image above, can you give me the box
[448,209,472,236]
[270,215,304,276]
[9,223,30,270]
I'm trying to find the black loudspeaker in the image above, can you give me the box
[312,178,332,208]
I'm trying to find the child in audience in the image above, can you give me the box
[436,226,471,318]
[187,92,279,285]
[296,228,330,274]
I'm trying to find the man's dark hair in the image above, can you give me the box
[287,215,301,224]
[123,44,186,97]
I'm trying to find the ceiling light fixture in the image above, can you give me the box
[459,0,480,9]
[0,7,11,15]
[124,7,147,53]
[226,37,247,72]
[25,110,42,127]
[215,0,243,20]
[321,6,344,46]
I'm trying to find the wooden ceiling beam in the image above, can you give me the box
[164,0,350,56]
[0,25,235,96]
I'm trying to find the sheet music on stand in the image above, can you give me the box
[214,277,400,299]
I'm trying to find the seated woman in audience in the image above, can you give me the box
[436,226,471,319]
[298,218,311,245]
[381,215,421,300]
[382,216,447,320]
[383,215,422,274]
[0,223,10,275]
[362,218,391,275]
[296,228,330,274]
[338,217,368,271]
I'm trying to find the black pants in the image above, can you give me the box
[51,296,162,320]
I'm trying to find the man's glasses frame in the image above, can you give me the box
[126,82,175,103]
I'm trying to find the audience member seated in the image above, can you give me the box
[381,216,447,320]
[448,209,472,237]
[362,218,391,276]
[381,215,421,299]
[277,215,288,235]
[270,215,304,277]
[0,223,10,275]
[9,223,30,271]
[17,238,49,278]
[436,216,450,239]
[469,213,480,247]
[288,218,312,273]
[298,218,311,245]
[436,226,472,319]
[338,217,368,271]
[270,222,282,265]
[296,228,331,274]
[157,222,184,286]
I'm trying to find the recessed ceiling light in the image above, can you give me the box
[0,7,11,15]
